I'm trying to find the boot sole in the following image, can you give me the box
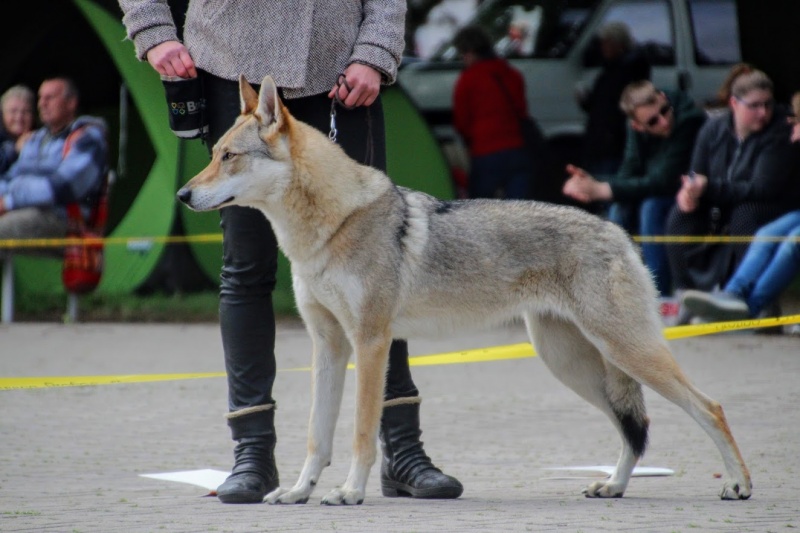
[381,480,463,499]
[217,490,267,504]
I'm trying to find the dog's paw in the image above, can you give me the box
[320,487,364,506]
[719,480,752,500]
[264,486,310,505]
[582,480,625,498]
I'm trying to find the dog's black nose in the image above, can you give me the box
[177,188,192,204]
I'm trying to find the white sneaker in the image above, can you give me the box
[681,290,750,322]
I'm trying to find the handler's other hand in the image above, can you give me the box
[328,63,381,108]
[146,41,197,79]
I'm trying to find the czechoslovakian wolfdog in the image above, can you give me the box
[177,76,751,505]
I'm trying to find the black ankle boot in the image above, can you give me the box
[379,398,463,499]
[217,405,279,504]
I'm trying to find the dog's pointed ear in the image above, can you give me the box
[256,75,282,128]
[239,74,258,115]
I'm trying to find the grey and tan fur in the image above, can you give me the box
[177,76,752,505]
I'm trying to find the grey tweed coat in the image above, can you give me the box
[118,0,406,98]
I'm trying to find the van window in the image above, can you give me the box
[599,0,675,66]
[688,0,741,65]
[433,0,598,61]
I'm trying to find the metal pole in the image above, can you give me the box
[2,257,14,323]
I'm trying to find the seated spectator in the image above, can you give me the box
[452,25,533,200]
[577,21,651,175]
[681,90,800,321]
[666,70,799,322]
[0,77,107,259]
[0,85,36,173]
[562,80,706,297]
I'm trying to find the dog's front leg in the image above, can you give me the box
[321,331,391,505]
[266,316,351,504]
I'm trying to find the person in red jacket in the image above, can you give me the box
[452,25,532,199]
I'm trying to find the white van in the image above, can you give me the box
[398,0,741,175]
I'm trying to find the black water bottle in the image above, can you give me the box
[161,75,208,140]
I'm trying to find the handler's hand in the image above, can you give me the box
[146,41,197,79]
[329,63,381,108]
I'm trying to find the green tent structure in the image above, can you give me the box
[4,0,454,315]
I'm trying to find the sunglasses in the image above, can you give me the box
[734,96,774,111]
[643,103,672,128]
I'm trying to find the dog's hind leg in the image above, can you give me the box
[320,326,393,505]
[595,329,752,500]
[266,307,352,504]
[525,312,648,498]
[564,247,751,499]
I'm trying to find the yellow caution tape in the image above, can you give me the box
[0,372,226,390]
[0,233,223,249]
[2,315,798,391]
[634,235,800,243]
[663,313,800,340]
[1,233,798,249]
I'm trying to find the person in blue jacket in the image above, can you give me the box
[0,77,107,259]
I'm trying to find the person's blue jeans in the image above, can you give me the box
[608,196,675,297]
[724,210,800,316]
[469,147,532,199]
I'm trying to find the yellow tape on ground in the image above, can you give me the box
[1,315,798,391]
[0,372,226,390]
[663,313,800,340]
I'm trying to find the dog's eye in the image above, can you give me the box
[222,152,236,161]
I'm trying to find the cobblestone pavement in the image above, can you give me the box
[1,320,798,532]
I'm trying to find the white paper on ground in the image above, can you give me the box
[542,465,674,479]
[140,466,674,490]
[140,469,230,492]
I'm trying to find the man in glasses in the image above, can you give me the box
[666,70,799,323]
[563,80,705,301]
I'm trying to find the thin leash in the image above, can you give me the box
[329,73,374,167]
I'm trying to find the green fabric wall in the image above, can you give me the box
[12,0,454,312]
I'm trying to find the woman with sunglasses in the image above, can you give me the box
[666,70,800,324]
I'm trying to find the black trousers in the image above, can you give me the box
[200,72,418,411]
[665,201,787,291]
